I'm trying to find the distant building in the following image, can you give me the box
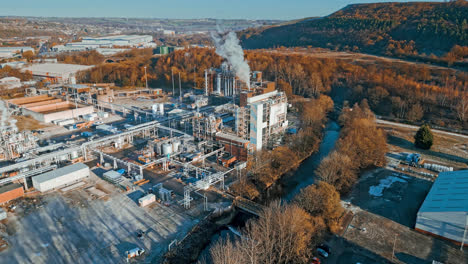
[22,63,94,84]
[0,77,21,89]
[0,46,34,58]
[415,170,468,246]
[52,35,156,53]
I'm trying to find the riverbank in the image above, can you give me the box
[162,207,237,264]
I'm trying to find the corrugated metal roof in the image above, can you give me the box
[0,183,22,194]
[419,170,468,213]
[22,63,94,76]
[33,163,89,184]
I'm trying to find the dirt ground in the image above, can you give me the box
[0,173,197,264]
[379,124,468,169]
[12,116,51,131]
[341,210,468,264]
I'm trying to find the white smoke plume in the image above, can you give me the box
[212,31,250,89]
[0,100,16,132]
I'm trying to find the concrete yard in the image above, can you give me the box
[0,176,196,264]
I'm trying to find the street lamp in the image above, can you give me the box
[461,214,468,251]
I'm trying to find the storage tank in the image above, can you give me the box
[70,151,79,159]
[152,104,159,115]
[162,143,172,155]
[159,103,164,115]
[172,140,180,152]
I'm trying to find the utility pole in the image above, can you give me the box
[193,65,196,89]
[392,234,398,261]
[460,214,468,251]
[178,72,182,103]
[144,66,148,89]
[171,68,175,97]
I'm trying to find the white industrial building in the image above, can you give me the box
[415,170,468,246]
[64,35,155,49]
[22,63,94,84]
[0,46,34,58]
[32,163,90,192]
[0,77,22,89]
[236,90,288,151]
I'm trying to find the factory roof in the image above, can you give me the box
[0,77,20,82]
[22,63,94,76]
[83,35,151,41]
[33,163,89,184]
[216,132,250,144]
[0,183,23,194]
[418,170,468,213]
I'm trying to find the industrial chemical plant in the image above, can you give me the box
[0,53,290,262]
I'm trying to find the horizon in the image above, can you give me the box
[1,0,444,20]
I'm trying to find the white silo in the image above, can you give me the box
[159,103,164,115]
[152,104,159,115]
[162,143,172,155]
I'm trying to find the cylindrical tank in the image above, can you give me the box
[70,151,79,159]
[162,143,172,155]
[172,140,180,152]
[152,104,159,115]
[159,103,164,115]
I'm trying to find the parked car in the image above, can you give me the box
[311,256,321,264]
[316,248,328,258]
[317,243,331,254]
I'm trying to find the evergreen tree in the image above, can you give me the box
[414,124,433,150]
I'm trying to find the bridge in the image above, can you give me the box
[233,196,264,217]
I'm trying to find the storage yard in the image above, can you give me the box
[0,173,196,263]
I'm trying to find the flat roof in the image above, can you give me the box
[216,132,249,144]
[84,35,151,41]
[22,63,94,76]
[0,183,23,194]
[419,170,468,213]
[33,163,89,184]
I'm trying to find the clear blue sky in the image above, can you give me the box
[1,0,442,20]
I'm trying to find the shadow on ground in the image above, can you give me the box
[387,135,468,164]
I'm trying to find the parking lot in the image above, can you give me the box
[0,174,197,264]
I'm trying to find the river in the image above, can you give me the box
[196,120,341,263]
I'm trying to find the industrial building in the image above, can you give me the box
[0,183,24,204]
[0,46,34,58]
[8,95,94,123]
[63,35,155,50]
[415,170,468,246]
[237,89,288,151]
[0,77,22,89]
[22,63,94,84]
[32,163,90,192]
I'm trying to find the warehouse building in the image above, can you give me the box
[0,46,34,58]
[415,170,468,246]
[0,183,24,204]
[8,95,94,123]
[22,63,94,84]
[64,35,155,50]
[32,163,90,192]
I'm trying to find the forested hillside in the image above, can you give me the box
[240,1,468,65]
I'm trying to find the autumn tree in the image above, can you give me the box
[22,50,35,61]
[414,124,433,150]
[407,103,424,122]
[210,201,320,264]
[294,181,343,232]
[315,151,357,194]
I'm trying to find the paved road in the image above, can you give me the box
[376,119,468,139]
